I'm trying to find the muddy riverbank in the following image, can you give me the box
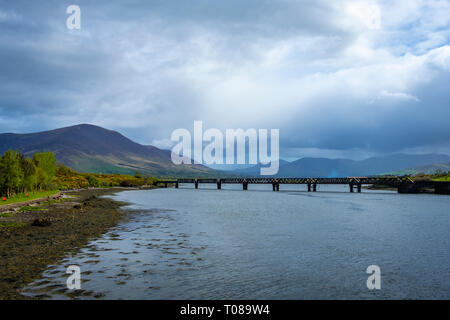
[0,188,143,299]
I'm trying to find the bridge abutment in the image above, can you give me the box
[397,184,420,193]
[435,182,450,195]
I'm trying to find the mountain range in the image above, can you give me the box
[1,124,449,178]
[385,162,450,175]
[235,154,450,177]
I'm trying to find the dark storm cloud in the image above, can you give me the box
[0,0,449,158]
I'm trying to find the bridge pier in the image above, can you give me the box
[312,183,317,192]
[272,182,279,191]
[307,183,311,192]
[349,183,361,193]
[217,180,221,190]
[243,181,248,190]
[175,181,179,189]
[164,182,168,188]
[194,180,199,189]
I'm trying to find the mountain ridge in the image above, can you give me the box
[0,124,216,177]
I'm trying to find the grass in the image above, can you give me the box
[0,190,59,207]
[42,199,60,206]
[0,221,26,228]
[433,175,450,182]
[0,212,14,218]
[18,205,47,212]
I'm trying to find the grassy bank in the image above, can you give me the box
[411,172,450,182]
[0,190,59,206]
[0,188,143,299]
[433,175,450,182]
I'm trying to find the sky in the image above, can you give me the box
[0,0,450,160]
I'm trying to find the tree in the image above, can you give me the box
[85,175,100,187]
[19,155,37,192]
[33,152,56,189]
[0,150,23,197]
[56,163,75,176]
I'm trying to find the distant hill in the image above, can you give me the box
[0,124,217,177]
[385,163,450,175]
[235,154,450,177]
[205,163,256,171]
[233,159,291,176]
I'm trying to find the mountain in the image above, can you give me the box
[0,124,216,177]
[233,159,291,176]
[205,163,256,171]
[386,163,450,175]
[235,154,450,177]
[207,160,291,173]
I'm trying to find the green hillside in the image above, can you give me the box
[0,124,217,178]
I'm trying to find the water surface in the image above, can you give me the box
[23,185,450,299]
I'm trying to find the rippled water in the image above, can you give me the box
[23,185,450,299]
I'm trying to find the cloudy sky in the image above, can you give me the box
[1,0,450,160]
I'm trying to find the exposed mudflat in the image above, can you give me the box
[0,188,137,299]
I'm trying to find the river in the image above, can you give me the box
[22,185,450,299]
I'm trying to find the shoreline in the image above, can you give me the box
[0,187,149,299]
[363,184,398,191]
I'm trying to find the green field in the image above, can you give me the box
[0,190,59,207]
[433,175,450,182]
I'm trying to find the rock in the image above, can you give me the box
[32,218,52,227]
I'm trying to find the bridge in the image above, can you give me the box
[154,177,450,194]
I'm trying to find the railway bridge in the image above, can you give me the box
[154,177,450,194]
